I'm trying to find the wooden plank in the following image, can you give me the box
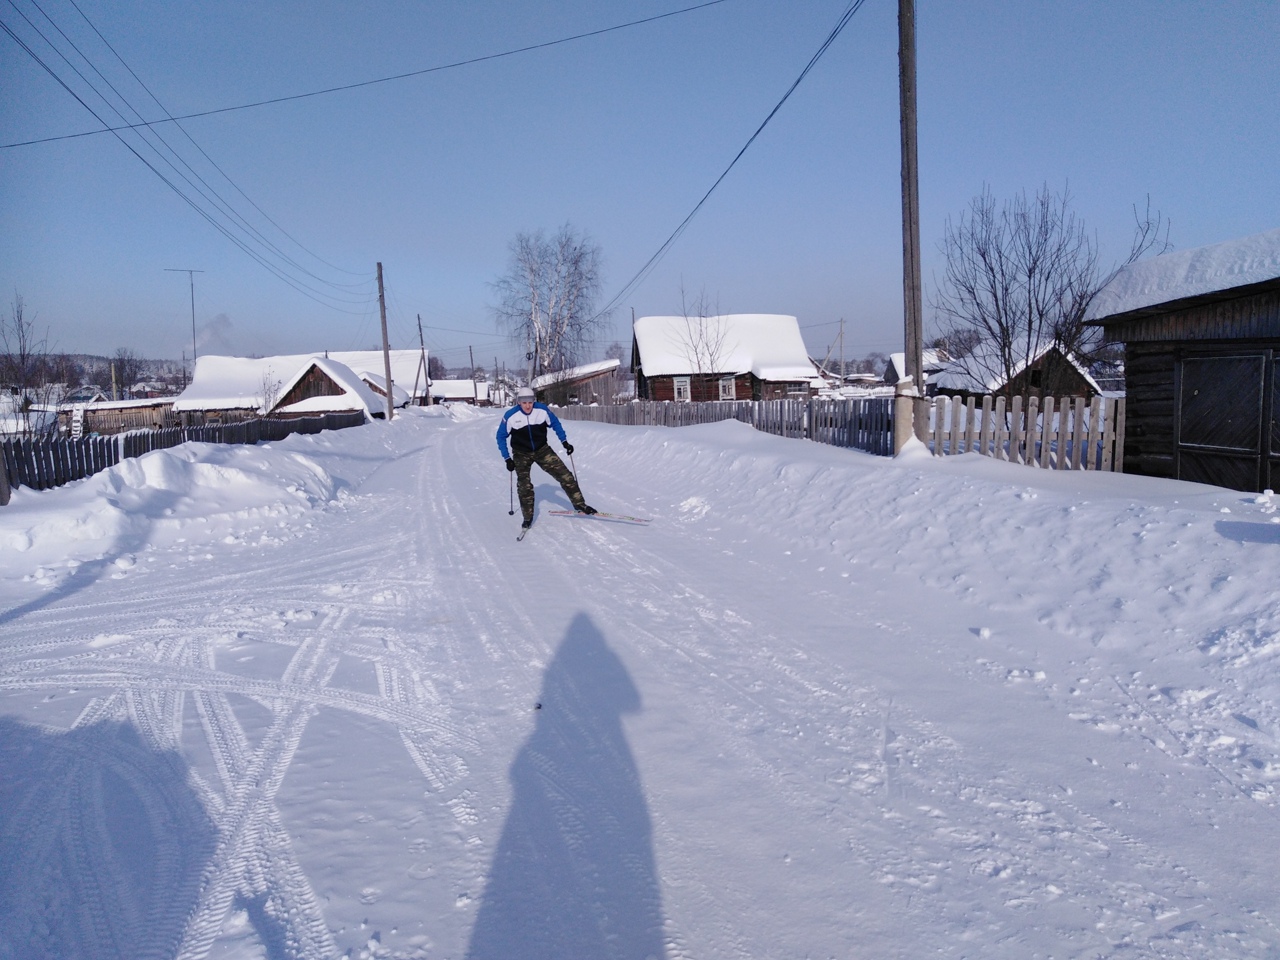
[961,397,976,453]
[1025,396,1041,467]
[979,395,994,456]
[1100,398,1116,472]
[1113,397,1127,473]
[1084,396,1102,470]
[1071,397,1087,469]
[1038,397,1054,468]
[1009,396,1025,464]
[993,396,1008,460]
[950,394,965,454]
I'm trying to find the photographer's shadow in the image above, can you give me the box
[466,613,666,960]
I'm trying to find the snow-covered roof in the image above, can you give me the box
[633,314,818,381]
[1086,227,1280,321]
[174,350,428,412]
[432,379,489,401]
[272,357,382,418]
[929,341,1101,395]
[360,372,410,406]
[530,358,622,390]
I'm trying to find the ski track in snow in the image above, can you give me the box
[1,408,1278,958]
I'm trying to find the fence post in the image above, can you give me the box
[1009,396,1024,464]
[0,442,10,505]
[1025,396,1041,467]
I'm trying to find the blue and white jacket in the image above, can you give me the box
[497,402,569,458]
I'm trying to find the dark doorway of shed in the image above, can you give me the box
[1176,352,1275,492]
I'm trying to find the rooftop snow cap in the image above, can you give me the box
[516,386,536,402]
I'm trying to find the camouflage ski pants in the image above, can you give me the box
[513,445,586,522]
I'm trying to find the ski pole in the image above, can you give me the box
[508,470,515,515]
[568,450,578,482]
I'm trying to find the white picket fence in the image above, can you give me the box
[925,394,1126,472]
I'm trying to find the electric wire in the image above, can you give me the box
[16,0,373,301]
[64,0,370,281]
[1,3,378,313]
[594,0,868,321]
[1,0,734,150]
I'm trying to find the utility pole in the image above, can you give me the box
[376,262,394,421]
[469,345,477,403]
[165,268,203,365]
[412,313,430,406]
[896,0,925,451]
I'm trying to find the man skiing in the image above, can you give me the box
[497,386,595,533]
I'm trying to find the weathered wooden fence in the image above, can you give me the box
[0,411,365,505]
[925,394,1125,471]
[554,398,894,456]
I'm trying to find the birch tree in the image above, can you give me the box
[492,224,606,380]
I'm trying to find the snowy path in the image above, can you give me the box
[2,407,1279,959]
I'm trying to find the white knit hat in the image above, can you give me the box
[516,386,535,401]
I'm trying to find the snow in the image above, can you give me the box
[633,313,818,381]
[2,407,1280,958]
[1087,227,1280,320]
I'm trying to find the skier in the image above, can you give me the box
[497,386,595,532]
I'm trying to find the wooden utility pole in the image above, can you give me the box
[412,313,430,406]
[896,0,926,450]
[469,345,477,402]
[376,262,394,421]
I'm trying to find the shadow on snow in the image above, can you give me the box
[466,613,667,960]
[0,717,217,960]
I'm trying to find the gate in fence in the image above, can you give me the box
[0,411,366,506]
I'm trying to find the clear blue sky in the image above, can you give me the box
[2,0,1277,373]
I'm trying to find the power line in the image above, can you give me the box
[1,0,735,150]
[63,0,369,282]
[1,2,378,313]
[594,0,868,320]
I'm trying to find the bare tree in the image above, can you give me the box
[113,347,145,395]
[673,284,731,382]
[492,224,607,379]
[0,293,58,436]
[930,185,1168,398]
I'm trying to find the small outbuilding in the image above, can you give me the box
[926,342,1101,400]
[1085,227,1280,492]
[632,314,819,402]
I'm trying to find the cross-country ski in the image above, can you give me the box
[548,509,651,525]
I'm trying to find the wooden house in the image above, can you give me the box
[1085,227,1280,492]
[532,358,623,405]
[174,354,380,425]
[268,357,382,420]
[632,314,820,402]
[927,342,1101,400]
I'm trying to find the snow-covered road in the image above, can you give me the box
[2,406,1278,959]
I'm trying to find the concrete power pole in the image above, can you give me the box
[895,0,926,452]
[376,263,394,421]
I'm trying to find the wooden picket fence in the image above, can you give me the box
[925,394,1125,471]
[0,411,366,506]
[554,398,894,456]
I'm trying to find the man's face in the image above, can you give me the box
[519,399,534,411]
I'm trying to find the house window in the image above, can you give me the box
[719,376,736,401]
[673,377,691,402]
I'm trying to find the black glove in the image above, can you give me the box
[563,443,574,455]
[506,458,516,472]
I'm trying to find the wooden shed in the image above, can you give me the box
[1085,228,1280,492]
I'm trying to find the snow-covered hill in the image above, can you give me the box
[1,405,1278,959]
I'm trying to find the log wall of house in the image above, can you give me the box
[1121,342,1177,478]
